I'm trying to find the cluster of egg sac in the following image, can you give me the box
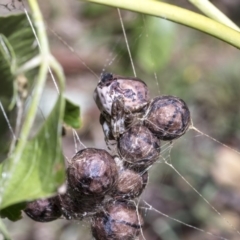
[24,148,145,240]
[92,73,190,239]
[24,73,190,240]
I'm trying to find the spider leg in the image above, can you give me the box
[111,96,126,139]
[100,114,117,154]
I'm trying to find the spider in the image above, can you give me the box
[93,73,150,152]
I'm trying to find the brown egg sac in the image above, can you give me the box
[91,201,143,240]
[118,125,160,171]
[24,196,62,222]
[67,148,118,197]
[93,73,150,118]
[144,96,190,141]
[111,169,148,199]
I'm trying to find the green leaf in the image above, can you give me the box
[0,35,16,162]
[0,34,15,110]
[0,13,39,70]
[86,0,240,50]
[0,202,26,221]
[0,13,41,163]
[137,17,175,73]
[63,98,81,129]
[0,95,65,211]
[0,1,66,222]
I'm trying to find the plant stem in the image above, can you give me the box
[0,219,11,240]
[27,0,49,56]
[188,0,240,31]
[84,0,240,49]
[11,0,49,158]
[49,55,65,90]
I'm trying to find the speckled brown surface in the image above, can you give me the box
[91,201,143,240]
[144,96,190,141]
[67,148,118,196]
[111,169,148,199]
[118,125,160,171]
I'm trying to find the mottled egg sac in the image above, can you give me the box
[24,196,62,222]
[144,95,191,141]
[91,200,143,240]
[67,148,118,196]
[93,73,150,120]
[118,125,161,171]
[111,169,148,199]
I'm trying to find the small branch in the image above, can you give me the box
[0,219,11,240]
[14,0,49,147]
[49,55,65,91]
[188,0,240,31]
[15,55,41,74]
[84,0,240,50]
[27,0,49,56]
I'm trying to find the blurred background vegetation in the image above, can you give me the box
[1,0,240,239]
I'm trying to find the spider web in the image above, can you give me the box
[1,1,240,240]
